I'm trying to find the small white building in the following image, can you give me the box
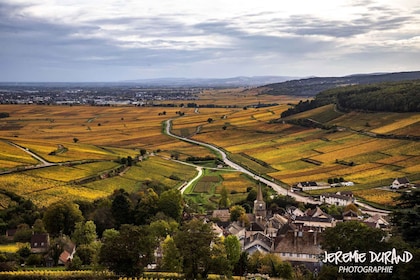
[390,177,411,189]
[320,192,354,206]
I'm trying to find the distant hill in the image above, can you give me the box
[121,76,296,87]
[263,71,420,96]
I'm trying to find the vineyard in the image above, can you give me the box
[0,98,419,207]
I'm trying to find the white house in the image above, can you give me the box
[320,192,354,206]
[390,177,411,189]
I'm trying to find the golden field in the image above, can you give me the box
[0,94,419,207]
[173,103,419,196]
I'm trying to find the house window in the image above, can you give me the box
[41,242,44,246]
[34,242,38,247]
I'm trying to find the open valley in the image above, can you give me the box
[0,89,418,208]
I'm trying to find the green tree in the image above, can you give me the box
[72,220,97,246]
[134,188,159,225]
[158,189,184,221]
[322,221,386,253]
[391,189,420,247]
[13,224,32,242]
[43,201,84,236]
[230,205,246,222]
[209,237,231,277]
[75,243,97,265]
[161,235,182,273]
[219,186,230,209]
[174,218,215,279]
[224,235,241,274]
[32,219,46,233]
[99,224,155,276]
[249,252,292,278]
[111,189,133,228]
[92,199,115,237]
[149,219,178,243]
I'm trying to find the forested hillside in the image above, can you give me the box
[335,81,420,112]
[281,80,420,118]
[264,71,420,96]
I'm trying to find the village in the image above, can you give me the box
[3,176,413,276]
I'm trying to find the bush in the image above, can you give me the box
[26,254,42,266]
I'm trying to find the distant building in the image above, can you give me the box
[390,177,411,189]
[364,214,390,230]
[320,192,354,206]
[296,182,330,191]
[254,185,267,220]
[243,231,273,255]
[273,223,323,269]
[342,210,360,221]
[30,233,50,254]
[212,209,231,222]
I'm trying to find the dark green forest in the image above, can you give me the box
[281,80,420,118]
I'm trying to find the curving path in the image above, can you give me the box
[164,119,392,215]
[164,119,320,205]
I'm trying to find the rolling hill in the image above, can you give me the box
[262,71,420,96]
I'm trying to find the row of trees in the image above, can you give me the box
[280,80,420,119]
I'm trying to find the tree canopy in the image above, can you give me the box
[99,224,155,276]
[43,201,84,236]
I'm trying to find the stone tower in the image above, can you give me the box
[254,184,266,219]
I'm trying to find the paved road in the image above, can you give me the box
[164,120,320,205]
[5,140,54,166]
[164,119,392,216]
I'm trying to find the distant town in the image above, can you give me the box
[0,84,203,106]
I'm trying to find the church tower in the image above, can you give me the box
[254,184,266,219]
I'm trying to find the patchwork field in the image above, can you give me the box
[0,99,418,207]
[0,105,205,206]
[172,103,419,205]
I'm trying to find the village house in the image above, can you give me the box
[273,224,323,271]
[364,214,390,230]
[212,209,231,223]
[342,210,360,221]
[296,181,330,191]
[58,241,76,266]
[390,177,411,189]
[5,229,16,241]
[319,192,354,206]
[243,231,273,254]
[290,207,336,229]
[30,233,50,254]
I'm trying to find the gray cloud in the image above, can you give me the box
[0,0,418,81]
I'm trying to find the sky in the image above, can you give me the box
[1,0,419,82]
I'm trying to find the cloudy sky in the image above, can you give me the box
[1,0,419,82]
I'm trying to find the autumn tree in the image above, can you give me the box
[248,251,292,278]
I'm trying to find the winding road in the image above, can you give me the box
[165,119,320,205]
[164,119,391,215]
